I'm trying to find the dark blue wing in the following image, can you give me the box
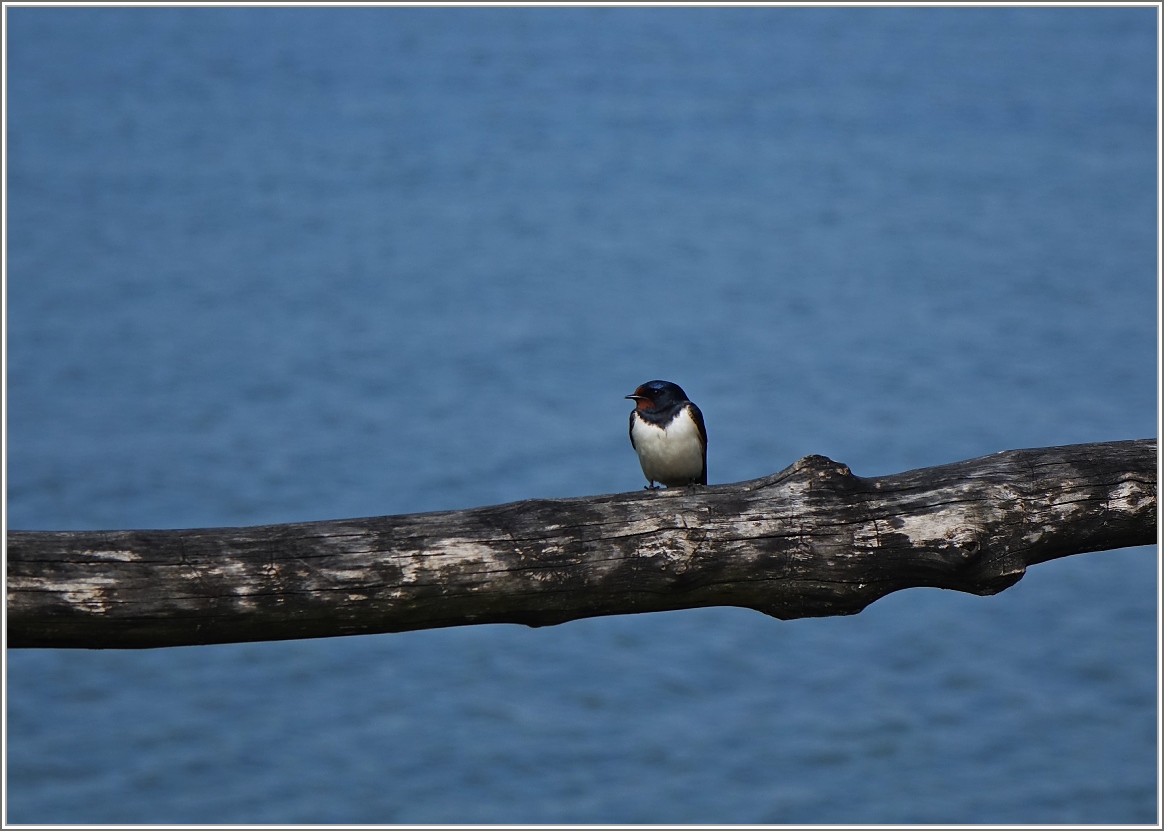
[686,402,708,485]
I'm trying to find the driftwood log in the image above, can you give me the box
[6,439,1156,649]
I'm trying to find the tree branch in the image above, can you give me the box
[6,439,1156,649]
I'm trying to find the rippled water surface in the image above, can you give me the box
[6,7,1158,824]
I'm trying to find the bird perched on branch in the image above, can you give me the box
[626,380,708,489]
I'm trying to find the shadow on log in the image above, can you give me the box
[6,439,1157,649]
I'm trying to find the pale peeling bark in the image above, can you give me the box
[6,439,1156,649]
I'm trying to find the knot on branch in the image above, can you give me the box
[747,453,856,491]
[794,454,854,480]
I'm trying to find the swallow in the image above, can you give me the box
[626,380,707,489]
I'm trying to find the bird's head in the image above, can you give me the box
[626,380,689,412]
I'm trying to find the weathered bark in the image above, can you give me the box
[6,439,1156,650]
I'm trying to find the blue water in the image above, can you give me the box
[5,6,1158,824]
